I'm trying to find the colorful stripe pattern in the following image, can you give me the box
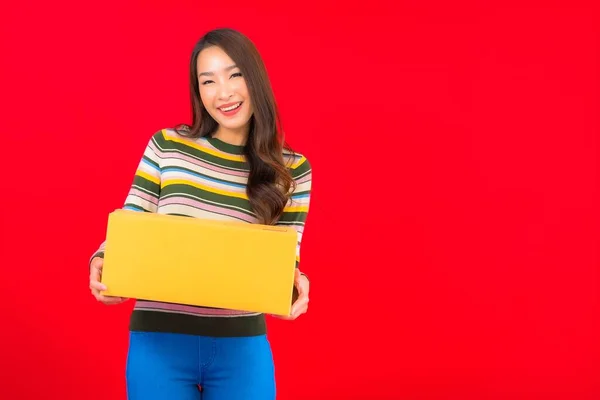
[91,128,312,337]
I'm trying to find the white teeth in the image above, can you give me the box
[221,102,241,112]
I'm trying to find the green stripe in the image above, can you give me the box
[131,175,161,194]
[277,211,307,222]
[129,310,267,337]
[154,133,250,171]
[161,183,253,212]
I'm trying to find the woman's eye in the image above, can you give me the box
[201,80,213,85]
[231,72,242,78]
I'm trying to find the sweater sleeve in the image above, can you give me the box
[89,133,163,263]
[276,154,313,273]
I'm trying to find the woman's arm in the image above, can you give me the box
[89,132,163,264]
[276,153,313,275]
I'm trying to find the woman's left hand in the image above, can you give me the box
[275,269,310,320]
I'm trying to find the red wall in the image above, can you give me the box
[1,1,598,399]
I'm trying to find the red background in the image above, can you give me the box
[0,1,598,399]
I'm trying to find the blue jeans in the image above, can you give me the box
[126,331,276,400]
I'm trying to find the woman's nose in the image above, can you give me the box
[217,84,234,101]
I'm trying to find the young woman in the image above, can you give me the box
[88,28,312,400]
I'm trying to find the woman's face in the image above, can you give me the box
[196,46,253,135]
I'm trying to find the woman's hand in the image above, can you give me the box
[275,269,310,320]
[89,257,128,305]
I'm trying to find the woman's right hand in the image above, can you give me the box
[89,257,128,305]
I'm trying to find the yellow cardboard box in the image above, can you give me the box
[100,209,298,316]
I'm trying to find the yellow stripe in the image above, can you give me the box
[290,155,307,169]
[162,179,248,200]
[284,205,309,213]
[136,170,160,185]
[161,129,245,162]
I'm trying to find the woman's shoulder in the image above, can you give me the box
[282,146,312,178]
[144,125,201,147]
[142,126,181,141]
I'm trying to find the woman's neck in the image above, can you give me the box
[212,126,249,146]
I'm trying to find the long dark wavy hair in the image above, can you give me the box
[175,28,296,225]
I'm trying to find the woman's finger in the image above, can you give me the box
[97,294,125,305]
[89,263,102,278]
[89,280,107,292]
[291,297,309,318]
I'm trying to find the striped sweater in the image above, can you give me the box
[91,128,312,337]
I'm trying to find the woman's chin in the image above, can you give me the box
[217,119,251,133]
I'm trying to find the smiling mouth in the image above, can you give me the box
[219,102,242,112]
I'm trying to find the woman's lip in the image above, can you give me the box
[218,101,243,116]
[218,101,242,109]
